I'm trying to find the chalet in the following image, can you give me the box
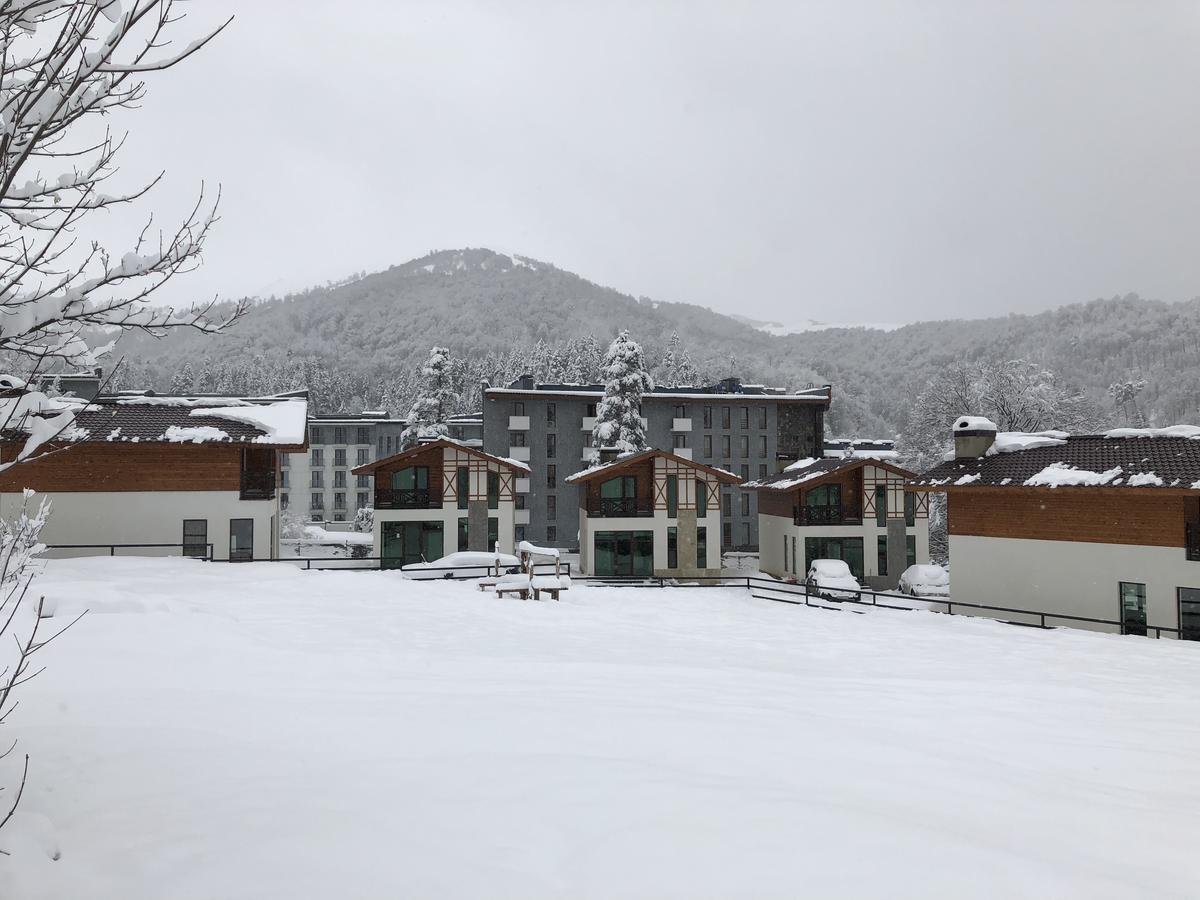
[564,449,743,577]
[0,390,307,560]
[352,439,529,568]
[907,417,1200,639]
[747,456,930,588]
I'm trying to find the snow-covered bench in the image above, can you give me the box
[494,572,532,600]
[517,541,570,601]
[530,574,572,602]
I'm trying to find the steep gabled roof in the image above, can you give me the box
[746,456,915,493]
[563,449,742,485]
[351,438,530,475]
[909,430,1200,493]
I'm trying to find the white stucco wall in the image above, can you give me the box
[755,513,930,582]
[948,534,1200,635]
[2,491,279,560]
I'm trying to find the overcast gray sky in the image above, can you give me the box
[114,1,1200,326]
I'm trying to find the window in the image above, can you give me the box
[357,448,370,465]
[696,481,708,517]
[378,437,384,456]
[906,535,917,568]
[667,475,678,518]
[723,522,732,547]
[547,464,556,488]
[516,495,526,510]
[386,436,394,454]
[784,535,789,573]
[357,492,369,509]
[513,401,525,416]
[586,402,597,417]
[333,426,346,444]
[703,406,712,428]
[738,435,749,458]
[488,517,499,549]
[791,536,798,576]
[546,526,557,544]
[281,454,290,468]
[674,405,686,418]
[183,519,207,558]
[1179,588,1200,641]
[804,536,865,581]
[721,435,731,458]
[309,426,322,444]
[759,464,768,480]
[392,466,429,492]
[758,436,767,458]
[673,433,687,449]
[334,470,346,488]
[458,518,469,552]
[334,493,346,510]
[280,492,289,509]
[904,492,916,527]
[356,474,370,488]
[229,519,253,561]
[310,448,324,467]
[667,526,678,569]
[281,470,290,488]
[740,493,750,516]
[721,407,731,429]
[743,523,751,547]
[310,493,323,510]
[697,526,707,569]
[739,407,749,429]
[547,433,556,458]
[593,530,654,576]
[547,403,556,426]
[758,407,767,429]
[457,467,469,510]
[357,426,370,444]
[333,449,346,467]
[488,471,499,509]
[1120,582,1148,636]
[740,464,749,481]
[510,431,526,447]
[547,495,557,520]
[877,536,888,577]
[516,526,526,543]
[876,485,888,527]
[722,493,731,518]
[311,471,323,488]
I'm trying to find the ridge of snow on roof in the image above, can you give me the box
[912,428,1200,491]
[564,449,740,484]
[187,398,308,445]
[745,455,914,490]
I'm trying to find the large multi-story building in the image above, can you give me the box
[284,412,484,522]
[482,376,831,551]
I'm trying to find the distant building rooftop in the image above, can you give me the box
[490,376,831,402]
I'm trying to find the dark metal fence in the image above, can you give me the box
[585,498,654,518]
[374,489,440,510]
[42,542,215,560]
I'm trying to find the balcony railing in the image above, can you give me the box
[586,497,654,518]
[1188,524,1200,561]
[240,471,276,500]
[794,505,862,526]
[375,488,441,510]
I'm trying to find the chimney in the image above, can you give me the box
[954,416,997,459]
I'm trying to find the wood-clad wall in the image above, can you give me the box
[371,444,445,498]
[0,442,249,492]
[948,489,1186,548]
[583,457,656,506]
[757,489,793,518]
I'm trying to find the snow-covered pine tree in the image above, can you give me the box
[591,331,654,453]
[401,347,459,448]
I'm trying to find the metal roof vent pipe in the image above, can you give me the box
[954,416,997,459]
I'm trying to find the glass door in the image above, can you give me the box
[1178,588,1200,641]
[229,519,253,562]
[1120,582,1147,636]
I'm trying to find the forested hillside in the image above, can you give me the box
[102,248,1198,437]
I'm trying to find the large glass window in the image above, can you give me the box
[381,521,443,569]
[804,536,865,581]
[457,467,469,510]
[904,492,916,527]
[310,471,323,488]
[600,475,636,498]
[488,471,499,509]
[488,517,499,549]
[877,536,888,577]
[229,518,254,562]
[667,475,678,518]
[876,485,887,527]
[1179,588,1200,642]
[458,517,469,552]
[906,535,917,568]
[393,467,428,490]
[183,519,207,558]
[667,526,678,569]
[697,526,707,569]
[593,531,654,577]
[1120,582,1148,636]
[696,481,708,517]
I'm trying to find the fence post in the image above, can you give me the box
[109,546,115,556]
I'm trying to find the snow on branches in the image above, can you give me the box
[0,1,239,369]
[591,331,653,454]
[401,347,458,449]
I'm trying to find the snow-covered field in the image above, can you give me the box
[5,557,1200,899]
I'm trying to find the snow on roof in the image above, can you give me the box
[164,425,231,444]
[564,449,740,484]
[115,395,252,408]
[1024,463,1124,488]
[189,399,308,446]
[1104,425,1200,440]
[990,431,1069,454]
[748,456,913,491]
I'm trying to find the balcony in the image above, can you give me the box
[509,415,530,430]
[240,471,276,500]
[515,509,531,525]
[515,477,530,493]
[671,418,692,432]
[582,416,597,432]
[1188,524,1200,561]
[375,488,441,510]
[794,505,863,526]
[586,497,654,518]
[509,446,531,462]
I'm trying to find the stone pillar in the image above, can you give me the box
[885,518,908,589]
[468,500,490,552]
[678,508,699,573]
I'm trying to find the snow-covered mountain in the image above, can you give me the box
[730,314,905,336]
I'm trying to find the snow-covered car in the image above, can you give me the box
[401,552,519,580]
[898,564,950,599]
[805,559,862,601]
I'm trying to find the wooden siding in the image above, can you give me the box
[582,457,655,508]
[757,488,794,519]
[0,442,249,492]
[371,444,445,500]
[948,489,1187,548]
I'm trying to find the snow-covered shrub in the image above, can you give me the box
[353,507,374,534]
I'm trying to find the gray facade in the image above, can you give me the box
[482,377,830,551]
